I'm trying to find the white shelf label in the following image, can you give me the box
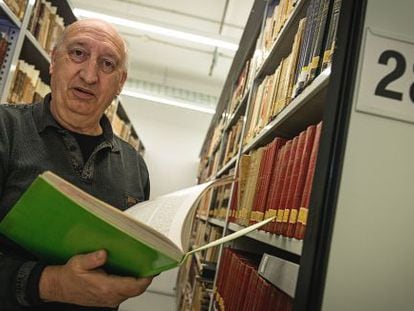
[356,28,414,123]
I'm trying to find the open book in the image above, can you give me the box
[0,171,274,277]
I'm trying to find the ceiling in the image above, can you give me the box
[70,0,254,110]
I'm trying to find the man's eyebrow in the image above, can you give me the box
[66,40,121,62]
[66,41,88,48]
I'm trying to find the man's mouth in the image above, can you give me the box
[72,87,95,98]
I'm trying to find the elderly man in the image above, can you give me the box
[0,19,153,310]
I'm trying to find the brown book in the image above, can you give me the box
[269,64,282,121]
[29,0,42,34]
[257,75,274,133]
[249,146,269,225]
[281,131,307,236]
[294,121,322,239]
[286,124,317,237]
[229,180,238,223]
[245,82,265,144]
[239,148,265,226]
[235,155,251,223]
[271,57,288,118]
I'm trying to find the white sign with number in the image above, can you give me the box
[356,28,414,123]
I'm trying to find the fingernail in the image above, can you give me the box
[95,250,105,259]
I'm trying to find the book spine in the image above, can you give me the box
[250,146,269,225]
[268,141,292,234]
[286,124,317,237]
[262,144,285,232]
[275,136,298,235]
[321,0,342,70]
[281,130,306,236]
[294,122,323,239]
[256,138,286,226]
[303,0,324,86]
[308,0,331,82]
[292,2,314,98]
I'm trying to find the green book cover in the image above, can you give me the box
[0,171,274,277]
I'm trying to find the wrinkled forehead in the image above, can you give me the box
[64,21,126,58]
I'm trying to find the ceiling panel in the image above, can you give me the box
[71,0,254,101]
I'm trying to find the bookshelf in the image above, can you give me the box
[0,0,144,153]
[182,0,381,310]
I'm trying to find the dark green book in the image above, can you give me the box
[0,171,273,277]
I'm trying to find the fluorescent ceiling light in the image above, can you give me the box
[74,8,238,51]
[121,89,216,114]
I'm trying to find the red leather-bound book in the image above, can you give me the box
[236,263,254,311]
[242,267,259,311]
[294,122,322,240]
[254,138,286,227]
[257,277,272,311]
[275,137,298,235]
[267,141,293,234]
[286,124,316,237]
[262,141,286,232]
[233,259,248,310]
[267,285,282,311]
[281,130,307,236]
[250,273,264,311]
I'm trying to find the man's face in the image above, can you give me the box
[50,21,127,124]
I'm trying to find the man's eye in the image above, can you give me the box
[101,59,116,73]
[69,49,86,62]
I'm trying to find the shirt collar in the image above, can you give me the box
[33,93,120,152]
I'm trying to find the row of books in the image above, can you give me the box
[225,0,297,125]
[227,122,322,239]
[208,183,232,220]
[7,59,50,104]
[228,59,251,115]
[215,248,293,311]
[3,0,27,21]
[257,0,297,68]
[244,16,306,144]
[200,0,341,181]
[28,0,65,54]
[105,100,143,152]
[292,0,341,97]
[220,118,243,166]
[177,218,222,311]
[244,0,341,145]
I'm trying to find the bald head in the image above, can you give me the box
[55,19,129,71]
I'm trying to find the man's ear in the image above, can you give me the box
[117,71,128,95]
[49,48,57,75]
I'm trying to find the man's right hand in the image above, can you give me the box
[39,250,153,308]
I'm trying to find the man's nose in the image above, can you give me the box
[79,58,99,84]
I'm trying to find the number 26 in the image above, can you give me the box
[374,50,414,103]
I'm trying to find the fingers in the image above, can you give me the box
[107,275,154,297]
[69,250,107,271]
[39,250,156,307]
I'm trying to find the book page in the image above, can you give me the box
[125,183,213,252]
[184,216,275,262]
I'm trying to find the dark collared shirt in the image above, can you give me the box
[0,94,150,310]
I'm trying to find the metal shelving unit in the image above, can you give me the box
[185,0,368,310]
